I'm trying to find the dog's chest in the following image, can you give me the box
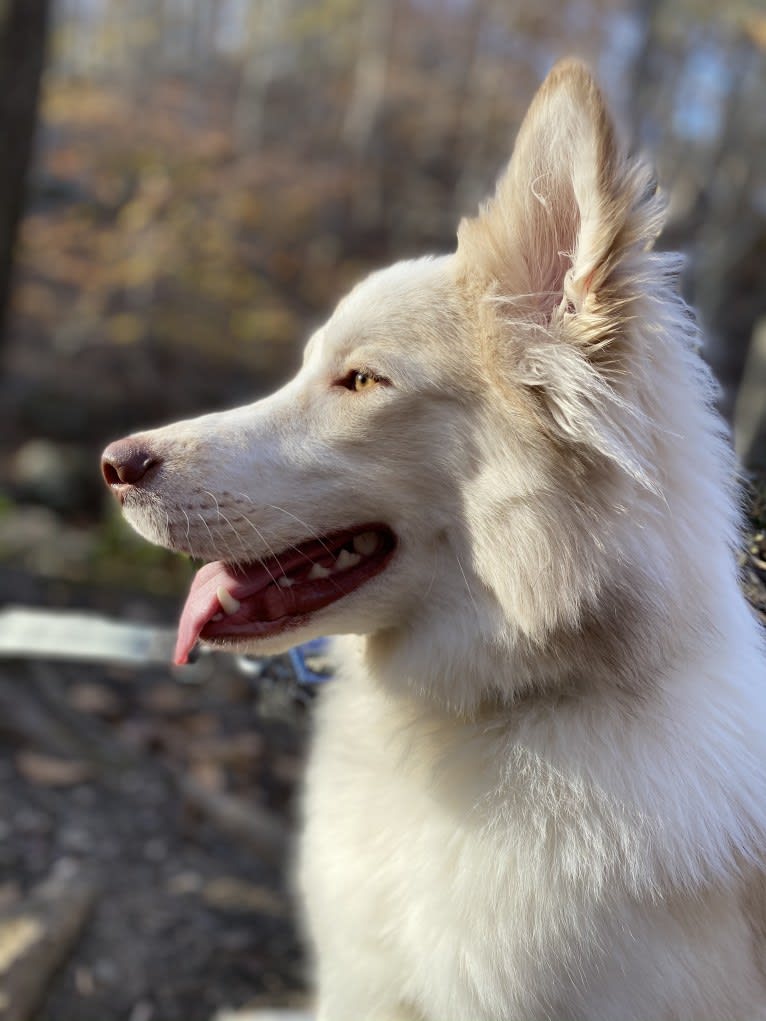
[299,676,601,1018]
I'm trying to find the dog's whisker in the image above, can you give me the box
[204,490,222,521]
[181,508,192,549]
[232,512,282,589]
[454,551,480,620]
[196,512,219,558]
[239,509,350,597]
[229,499,283,564]
[232,497,298,568]
[234,492,347,580]
[424,548,439,602]
[263,501,339,563]
[201,489,262,572]
[233,497,351,597]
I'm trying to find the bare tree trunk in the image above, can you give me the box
[234,0,292,150]
[342,0,395,229]
[0,865,98,1021]
[0,0,51,356]
[627,0,664,143]
[342,0,394,157]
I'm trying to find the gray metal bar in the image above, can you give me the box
[0,606,176,667]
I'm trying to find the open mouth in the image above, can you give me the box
[174,523,397,664]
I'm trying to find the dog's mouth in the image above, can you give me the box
[174,523,397,664]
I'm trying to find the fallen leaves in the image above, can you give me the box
[200,877,287,918]
[15,752,93,789]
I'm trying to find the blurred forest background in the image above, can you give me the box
[0,2,765,1020]
[2,0,766,591]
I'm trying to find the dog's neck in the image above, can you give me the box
[362,573,688,720]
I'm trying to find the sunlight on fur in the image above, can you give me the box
[102,59,766,1020]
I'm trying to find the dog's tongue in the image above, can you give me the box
[174,560,270,665]
[173,526,394,665]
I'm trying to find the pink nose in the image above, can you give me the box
[101,439,160,488]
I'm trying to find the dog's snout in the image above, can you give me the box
[101,439,160,489]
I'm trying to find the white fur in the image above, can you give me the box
[109,61,766,1019]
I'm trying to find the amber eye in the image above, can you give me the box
[353,370,376,392]
[337,368,386,392]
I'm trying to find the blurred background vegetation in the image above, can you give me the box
[0,0,765,595]
[0,3,765,1020]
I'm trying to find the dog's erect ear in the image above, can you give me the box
[458,60,666,485]
[457,59,657,342]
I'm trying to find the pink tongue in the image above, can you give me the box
[174,560,271,665]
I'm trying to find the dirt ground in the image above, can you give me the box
[0,569,312,1021]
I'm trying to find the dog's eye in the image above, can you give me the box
[337,369,386,392]
[353,371,376,392]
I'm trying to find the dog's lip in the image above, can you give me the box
[173,523,396,665]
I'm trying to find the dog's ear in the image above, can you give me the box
[457,59,658,351]
[458,60,666,485]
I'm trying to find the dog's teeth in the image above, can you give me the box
[210,612,224,622]
[277,576,294,588]
[353,532,378,557]
[308,563,331,580]
[216,587,241,615]
[335,549,362,571]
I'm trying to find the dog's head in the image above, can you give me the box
[103,61,724,707]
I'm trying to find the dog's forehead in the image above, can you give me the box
[319,255,459,359]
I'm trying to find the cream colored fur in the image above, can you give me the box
[110,60,766,1019]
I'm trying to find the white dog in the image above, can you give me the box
[102,60,766,1020]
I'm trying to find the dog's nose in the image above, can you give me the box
[101,439,160,488]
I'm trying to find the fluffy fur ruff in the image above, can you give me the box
[105,59,766,1020]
